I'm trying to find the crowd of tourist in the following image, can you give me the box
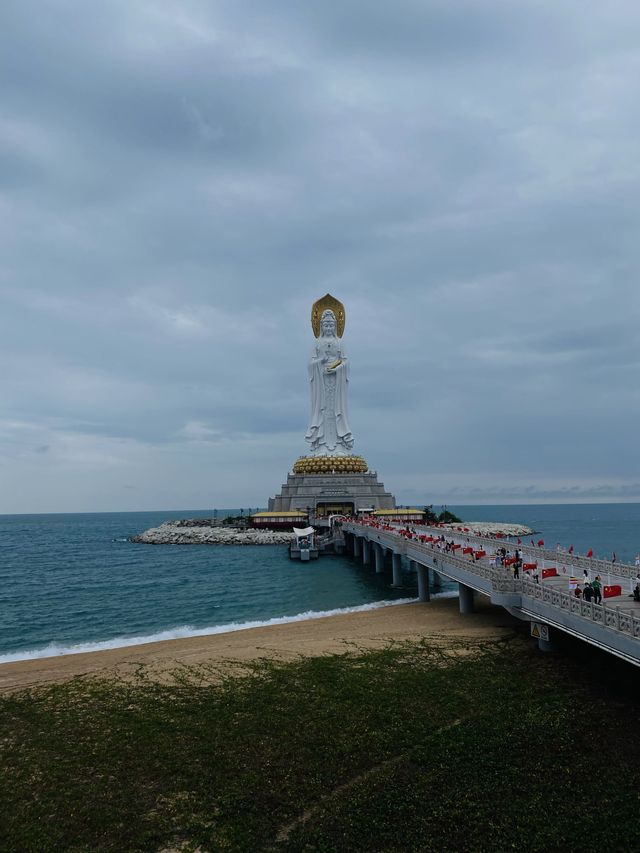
[347,516,640,604]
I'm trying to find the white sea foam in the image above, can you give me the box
[432,589,460,599]
[1,595,464,664]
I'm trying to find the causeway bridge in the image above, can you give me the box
[342,522,640,667]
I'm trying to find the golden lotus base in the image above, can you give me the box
[292,455,369,475]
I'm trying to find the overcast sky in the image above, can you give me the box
[1,1,639,513]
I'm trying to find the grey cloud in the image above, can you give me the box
[1,0,639,511]
[400,482,640,504]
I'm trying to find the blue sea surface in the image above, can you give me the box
[0,509,419,661]
[448,503,640,563]
[1,504,638,661]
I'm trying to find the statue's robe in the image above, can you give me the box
[305,338,353,455]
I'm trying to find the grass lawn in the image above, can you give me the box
[1,632,638,852]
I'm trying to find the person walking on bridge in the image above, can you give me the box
[592,576,602,605]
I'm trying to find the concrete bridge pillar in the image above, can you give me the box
[458,583,475,614]
[538,636,555,653]
[432,570,442,589]
[416,563,430,602]
[353,536,361,558]
[374,543,385,574]
[391,552,402,587]
[535,626,555,653]
[408,559,417,573]
[362,538,370,565]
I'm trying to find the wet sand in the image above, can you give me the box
[0,596,520,694]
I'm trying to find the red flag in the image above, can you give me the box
[537,539,544,547]
[530,539,535,546]
[586,548,593,558]
[568,544,574,554]
[517,538,521,545]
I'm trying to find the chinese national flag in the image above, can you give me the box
[586,548,593,558]
[517,538,521,545]
[537,539,544,547]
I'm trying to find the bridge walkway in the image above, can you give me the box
[343,522,640,667]
[409,524,640,619]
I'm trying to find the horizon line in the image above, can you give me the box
[2,498,640,517]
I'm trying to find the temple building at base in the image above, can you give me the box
[267,457,395,517]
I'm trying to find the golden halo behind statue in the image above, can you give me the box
[311,293,346,338]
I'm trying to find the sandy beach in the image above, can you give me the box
[0,596,519,694]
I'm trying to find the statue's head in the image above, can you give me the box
[320,309,337,337]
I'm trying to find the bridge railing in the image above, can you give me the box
[345,523,640,642]
[519,576,640,638]
[406,539,495,583]
[419,526,637,582]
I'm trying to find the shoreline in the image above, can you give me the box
[0,596,424,665]
[0,596,520,694]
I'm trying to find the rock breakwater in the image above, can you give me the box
[439,522,535,537]
[130,521,294,545]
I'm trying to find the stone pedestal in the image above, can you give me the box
[268,471,395,515]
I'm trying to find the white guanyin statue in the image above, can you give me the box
[305,296,354,457]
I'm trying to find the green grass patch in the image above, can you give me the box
[1,635,638,852]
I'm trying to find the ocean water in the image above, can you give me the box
[1,504,639,662]
[0,510,423,662]
[447,503,640,562]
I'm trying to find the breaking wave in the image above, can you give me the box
[0,595,462,664]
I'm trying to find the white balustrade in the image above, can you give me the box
[344,522,640,644]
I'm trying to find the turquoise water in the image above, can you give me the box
[0,510,420,661]
[450,503,640,562]
[1,504,639,661]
